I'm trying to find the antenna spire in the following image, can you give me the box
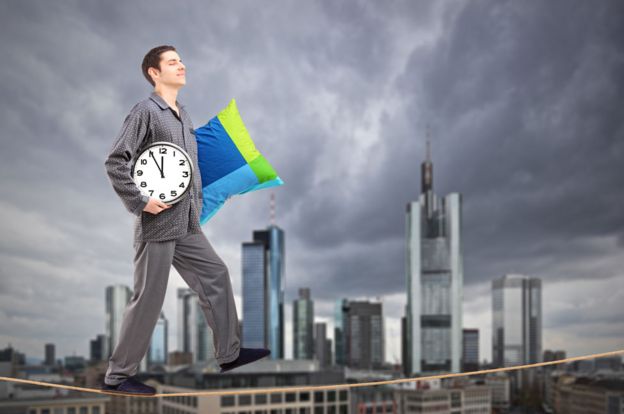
[270,192,276,226]
[426,124,431,162]
[421,124,433,194]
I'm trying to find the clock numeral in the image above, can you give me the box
[179,182,185,188]
[179,160,186,166]
[140,181,147,187]
[173,151,176,157]
[182,171,189,177]
[171,190,177,197]
[159,193,166,200]
[149,150,154,156]
[136,170,143,176]
[149,190,154,196]
[140,159,147,165]
[159,147,167,154]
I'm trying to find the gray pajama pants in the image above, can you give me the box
[104,231,241,385]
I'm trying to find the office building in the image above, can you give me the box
[105,284,132,358]
[343,300,384,370]
[405,141,464,375]
[492,274,542,367]
[293,288,314,359]
[178,288,215,363]
[242,225,285,359]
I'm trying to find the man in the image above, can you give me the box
[101,45,270,396]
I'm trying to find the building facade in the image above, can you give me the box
[242,225,285,359]
[405,143,463,375]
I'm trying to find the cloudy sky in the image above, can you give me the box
[0,0,622,369]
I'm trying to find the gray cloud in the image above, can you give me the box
[0,0,622,364]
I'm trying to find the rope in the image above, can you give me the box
[0,348,621,398]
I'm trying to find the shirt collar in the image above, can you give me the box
[149,91,185,110]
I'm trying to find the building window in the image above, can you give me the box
[221,395,235,407]
[42,410,50,414]
[339,390,347,401]
[67,408,76,414]
[255,394,267,404]
[239,395,252,406]
[285,393,296,402]
[79,407,88,414]
[93,407,101,414]
[300,392,310,401]
[270,393,282,403]
[328,391,336,402]
[328,406,336,414]
[314,407,324,414]
[339,405,347,414]
[53,408,63,414]
[314,391,324,403]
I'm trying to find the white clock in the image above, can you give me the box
[131,141,194,205]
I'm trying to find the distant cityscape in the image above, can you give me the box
[1,144,622,413]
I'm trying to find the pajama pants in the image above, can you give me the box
[104,231,241,385]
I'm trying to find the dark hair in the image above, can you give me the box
[141,45,177,87]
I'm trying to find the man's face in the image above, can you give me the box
[150,50,186,88]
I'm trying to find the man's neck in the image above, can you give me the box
[153,87,179,110]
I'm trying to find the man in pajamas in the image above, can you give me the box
[101,45,270,395]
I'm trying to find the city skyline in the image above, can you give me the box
[1,0,622,366]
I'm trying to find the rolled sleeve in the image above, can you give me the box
[104,106,151,216]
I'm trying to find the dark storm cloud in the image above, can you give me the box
[0,0,622,362]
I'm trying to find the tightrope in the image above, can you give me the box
[1,348,622,398]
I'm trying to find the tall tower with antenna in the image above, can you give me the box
[405,129,464,376]
[241,191,286,359]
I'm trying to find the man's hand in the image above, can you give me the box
[143,197,172,215]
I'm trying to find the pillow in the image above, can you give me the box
[194,98,284,225]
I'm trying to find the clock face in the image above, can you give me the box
[131,141,194,204]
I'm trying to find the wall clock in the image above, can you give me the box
[131,141,194,205]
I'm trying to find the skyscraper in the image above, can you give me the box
[293,288,314,359]
[492,274,542,367]
[90,334,108,363]
[105,284,132,358]
[334,298,348,366]
[44,343,55,366]
[343,300,384,370]
[177,287,215,363]
[148,311,168,366]
[405,141,464,375]
[462,328,479,372]
[314,322,332,368]
[242,225,285,359]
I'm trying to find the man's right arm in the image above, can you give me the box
[104,105,150,216]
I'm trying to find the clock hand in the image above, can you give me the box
[161,156,165,178]
[150,152,164,177]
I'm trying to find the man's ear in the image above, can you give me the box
[149,67,159,82]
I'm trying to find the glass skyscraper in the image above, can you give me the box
[105,284,132,359]
[293,288,314,359]
[405,142,463,375]
[342,300,384,369]
[148,311,168,366]
[492,274,542,367]
[177,287,215,363]
[334,298,348,366]
[242,224,285,359]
